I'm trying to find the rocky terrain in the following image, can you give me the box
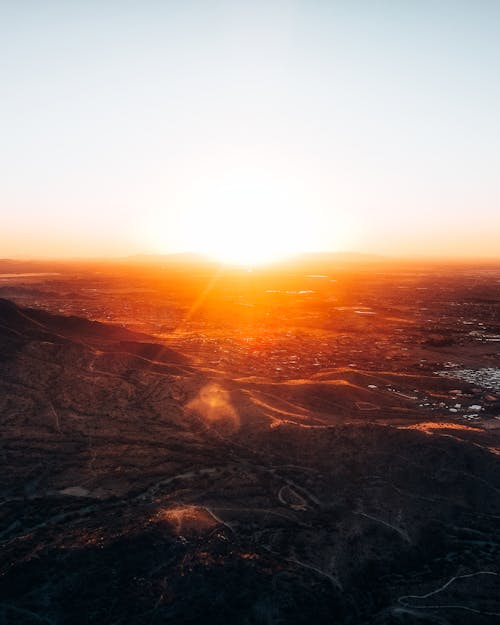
[1,261,500,624]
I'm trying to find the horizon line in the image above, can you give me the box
[2,250,500,265]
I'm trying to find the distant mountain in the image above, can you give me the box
[290,251,387,263]
[123,252,215,265]
[124,251,388,266]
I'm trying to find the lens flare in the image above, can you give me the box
[186,383,239,432]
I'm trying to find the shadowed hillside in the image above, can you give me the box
[1,299,499,624]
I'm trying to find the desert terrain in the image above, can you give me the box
[0,256,499,624]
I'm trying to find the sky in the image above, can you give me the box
[2,0,500,261]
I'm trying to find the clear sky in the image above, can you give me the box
[2,1,500,261]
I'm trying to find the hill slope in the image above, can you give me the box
[0,300,499,624]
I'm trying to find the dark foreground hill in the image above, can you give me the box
[0,299,499,625]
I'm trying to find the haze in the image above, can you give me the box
[2,1,500,260]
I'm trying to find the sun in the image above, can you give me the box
[166,169,323,266]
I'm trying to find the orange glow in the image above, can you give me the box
[154,506,217,536]
[398,421,482,433]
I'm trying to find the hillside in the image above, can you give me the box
[1,299,499,624]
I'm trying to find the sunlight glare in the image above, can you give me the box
[166,170,326,265]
